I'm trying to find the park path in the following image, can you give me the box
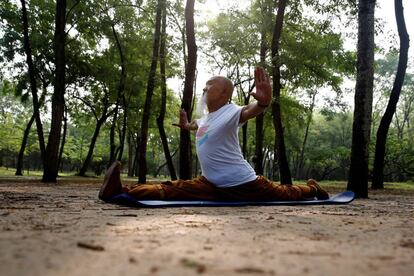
[0,178,413,276]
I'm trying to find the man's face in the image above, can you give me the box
[202,77,225,109]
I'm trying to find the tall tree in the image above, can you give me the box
[19,0,46,164]
[111,23,127,162]
[271,0,292,184]
[347,0,376,197]
[372,0,409,189]
[255,0,271,174]
[77,88,113,176]
[57,104,68,172]
[295,90,316,179]
[137,0,163,183]
[42,0,67,182]
[108,23,127,166]
[157,1,177,180]
[179,0,197,180]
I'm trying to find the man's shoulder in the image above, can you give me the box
[223,103,243,112]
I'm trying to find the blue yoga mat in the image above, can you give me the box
[106,191,355,208]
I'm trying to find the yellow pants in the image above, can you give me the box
[124,176,321,201]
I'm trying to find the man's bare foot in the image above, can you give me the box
[307,179,329,200]
[98,161,123,201]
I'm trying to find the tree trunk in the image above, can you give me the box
[109,106,118,166]
[255,23,268,175]
[296,91,316,179]
[127,132,134,177]
[372,0,409,189]
[134,133,140,176]
[57,106,68,173]
[78,118,106,176]
[271,0,292,184]
[347,0,376,198]
[111,24,127,162]
[108,24,127,165]
[241,94,250,157]
[117,95,128,161]
[42,0,66,182]
[157,3,177,180]
[20,0,46,162]
[15,113,35,175]
[137,0,163,183]
[179,0,197,180]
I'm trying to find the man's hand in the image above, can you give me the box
[239,67,272,124]
[250,67,272,106]
[172,109,198,131]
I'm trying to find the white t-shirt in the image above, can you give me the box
[195,103,257,188]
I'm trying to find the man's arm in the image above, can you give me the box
[173,109,198,131]
[239,67,272,124]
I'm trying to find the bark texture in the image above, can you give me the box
[138,0,163,183]
[42,0,66,182]
[157,2,177,180]
[271,0,292,184]
[179,0,197,180]
[20,0,46,163]
[347,0,376,197]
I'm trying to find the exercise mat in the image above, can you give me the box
[106,191,355,208]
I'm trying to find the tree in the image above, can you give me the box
[42,0,67,182]
[271,0,292,184]
[19,0,46,167]
[347,0,376,197]
[77,87,114,176]
[109,23,127,164]
[137,0,163,183]
[372,0,409,189]
[157,1,177,180]
[179,0,197,180]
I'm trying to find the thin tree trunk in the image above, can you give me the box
[57,106,68,173]
[347,0,376,198]
[15,113,35,175]
[109,107,118,166]
[134,134,140,177]
[78,118,106,176]
[372,0,409,189]
[42,0,66,182]
[296,91,316,179]
[138,0,163,183]
[255,23,268,174]
[108,24,127,165]
[157,2,177,180]
[127,132,134,177]
[179,0,197,180]
[117,95,128,161]
[271,0,292,184]
[242,94,250,157]
[112,24,127,162]
[20,0,46,161]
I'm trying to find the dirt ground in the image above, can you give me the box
[0,177,413,276]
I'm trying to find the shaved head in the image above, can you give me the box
[208,76,234,100]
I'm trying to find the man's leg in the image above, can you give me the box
[98,162,219,201]
[217,176,329,201]
[125,177,219,200]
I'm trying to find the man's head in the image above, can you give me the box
[200,76,234,113]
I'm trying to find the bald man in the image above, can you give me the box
[99,67,329,202]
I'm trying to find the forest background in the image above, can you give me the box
[0,0,413,196]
